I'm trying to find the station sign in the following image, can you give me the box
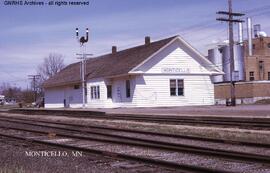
[161,68,190,73]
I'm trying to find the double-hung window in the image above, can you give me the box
[170,79,184,96]
[249,72,255,81]
[91,86,100,99]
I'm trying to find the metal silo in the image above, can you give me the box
[222,45,245,82]
[208,47,223,83]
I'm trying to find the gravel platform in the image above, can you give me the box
[0,136,176,173]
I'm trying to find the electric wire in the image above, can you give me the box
[2,4,270,86]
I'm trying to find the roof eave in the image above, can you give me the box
[210,71,225,75]
[43,81,81,89]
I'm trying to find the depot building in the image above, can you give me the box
[43,36,223,108]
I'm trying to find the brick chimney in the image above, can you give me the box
[145,36,151,45]
[112,46,117,54]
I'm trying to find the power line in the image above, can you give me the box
[242,5,270,14]
[216,0,245,106]
[28,75,41,103]
[90,4,270,57]
[0,70,26,81]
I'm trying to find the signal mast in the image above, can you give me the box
[76,28,92,108]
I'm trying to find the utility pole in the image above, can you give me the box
[76,53,93,107]
[28,75,41,103]
[216,0,244,106]
[76,28,91,108]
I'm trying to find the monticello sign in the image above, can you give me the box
[161,68,190,73]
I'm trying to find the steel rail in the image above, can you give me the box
[8,110,270,129]
[9,109,270,124]
[0,116,269,148]
[0,132,232,173]
[0,120,269,164]
[101,114,270,127]
[107,114,270,124]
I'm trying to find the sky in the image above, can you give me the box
[0,0,270,88]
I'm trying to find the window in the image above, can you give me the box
[74,85,80,89]
[259,61,264,70]
[268,72,270,80]
[170,79,184,96]
[90,86,94,99]
[97,86,100,98]
[249,72,255,81]
[90,86,100,99]
[252,44,255,49]
[170,80,176,96]
[177,80,184,96]
[107,85,112,99]
[126,80,130,98]
[268,43,270,48]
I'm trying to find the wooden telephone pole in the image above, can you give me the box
[28,74,41,103]
[216,0,245,106]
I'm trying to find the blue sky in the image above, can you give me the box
[0,0,270,88]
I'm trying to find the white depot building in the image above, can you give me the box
[43,36,223,108]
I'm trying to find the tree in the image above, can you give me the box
[21,89,35,103]
[0,82,23,102]
[0,83,37,104]
[37,53,65,82]
[36,53,65,96]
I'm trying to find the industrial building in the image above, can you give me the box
[43,36,222,108]
[243,36,270,81]
[208,18,270,104]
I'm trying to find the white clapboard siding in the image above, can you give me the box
[86,78,115,108]
[131,74,214,107]
[45,85,83,108]
[136,40,209,74]
[85,38,214,108]
[45,37,216,108]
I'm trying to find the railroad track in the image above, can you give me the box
[8,109,270,130]
[0,133,216,173]
[98,114,270,129]
[0,136,177,173]
[0,128,230,173]
[0,116,270,148]
[0,117,269,172]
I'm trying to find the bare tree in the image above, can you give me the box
[37,53,65,82]
[0,82,23,102]
[0,82,37,104]
[35,53,65,99]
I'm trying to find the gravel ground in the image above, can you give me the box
[24,104,269,117]
[97,130,270,156]
[102,105,270,117]
[4,104,270,117]
[1,120,269,157]
[66,136,270,173]
[1,112,270,144]
[0,136,177,173]
[1,112,270,172]
[1,126,270,173]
